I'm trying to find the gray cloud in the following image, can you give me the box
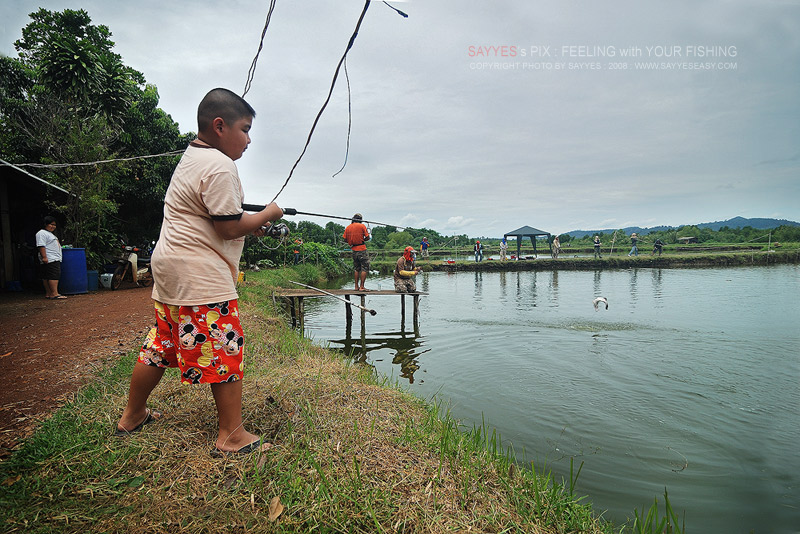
[2,0,797,236]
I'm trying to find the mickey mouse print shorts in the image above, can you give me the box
[137,300,245,385]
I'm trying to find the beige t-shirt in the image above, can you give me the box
[150,143,245,306]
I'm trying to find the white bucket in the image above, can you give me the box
[99,273,114,289]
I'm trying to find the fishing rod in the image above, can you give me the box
[289,280,377,316]
[242,204,408,229]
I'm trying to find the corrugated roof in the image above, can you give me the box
[0,158,72,196]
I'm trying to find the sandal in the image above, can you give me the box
[113,409,161,437]
[210,439,278,457]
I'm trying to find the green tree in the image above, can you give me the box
[0,8,187,261]
[15,8,141,122]
[384,231,414,250]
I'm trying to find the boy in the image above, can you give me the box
[115,88,284,455]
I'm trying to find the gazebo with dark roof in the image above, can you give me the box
[504,225,552,259]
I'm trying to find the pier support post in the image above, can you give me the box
[298,296,304,332]
[413,294,419,333]
[360,294,366,325]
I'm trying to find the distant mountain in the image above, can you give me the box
[564,216,799,239]
[696,216,800,231]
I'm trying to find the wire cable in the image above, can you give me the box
[2,150,185,169]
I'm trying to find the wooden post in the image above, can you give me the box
[345,294,352,326]
[400,294,406,332]
[299,296,304,332]
[413,294,419,331]
[360,294,366,325]
[289,297,296,328]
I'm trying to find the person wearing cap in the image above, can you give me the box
[343,213,371,291]
[420,237,430,258]
[551,235,561,259]
[394,246,422,293]
[474,240,483,262]
[292,238,303,264]
[628,232,639,257]
[593,235,602,259]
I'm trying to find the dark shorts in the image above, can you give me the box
[351,250,370,272]
[39,261,61,280]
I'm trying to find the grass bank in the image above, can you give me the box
[0,265,683,533]
[365,248,800,274]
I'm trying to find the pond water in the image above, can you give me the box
[299,264,800,533]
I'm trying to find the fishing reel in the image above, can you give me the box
[264,223,289,239]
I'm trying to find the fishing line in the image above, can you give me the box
[242,0,278,97]
[382,1,409,18]
[331,56,352,179]
[269,0,372,204]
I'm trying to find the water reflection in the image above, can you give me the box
[652,268,664,307]
[330,329,429,383]
[629,268,638,307]
[420,272,430,293]
[549,270,559,306]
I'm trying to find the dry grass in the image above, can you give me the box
[0,288,612,533]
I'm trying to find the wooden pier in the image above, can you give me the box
[273,288,426,334]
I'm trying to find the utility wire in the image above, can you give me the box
[1,150,185,169]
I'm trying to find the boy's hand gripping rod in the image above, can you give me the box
[289,281,377,316]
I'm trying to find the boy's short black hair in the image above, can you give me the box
[43,215,56,227]
[197,88,256,132]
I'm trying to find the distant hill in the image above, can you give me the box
[565,216,799,239]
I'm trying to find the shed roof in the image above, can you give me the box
[504,225,550,237]
[0,158,72,196]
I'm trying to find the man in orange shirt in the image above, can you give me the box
[343,213,371,291]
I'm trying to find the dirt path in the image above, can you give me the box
[0,286,154,458]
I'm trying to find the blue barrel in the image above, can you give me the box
[87,270,99,291]
[59,248,88,295]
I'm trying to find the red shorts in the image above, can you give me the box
[138,300,245,384]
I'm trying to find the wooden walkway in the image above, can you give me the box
[273,288,427,333]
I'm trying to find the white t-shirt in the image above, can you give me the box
[36,229,62,263]
[150,142,245,306]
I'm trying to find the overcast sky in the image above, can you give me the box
[2,1,798,237]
